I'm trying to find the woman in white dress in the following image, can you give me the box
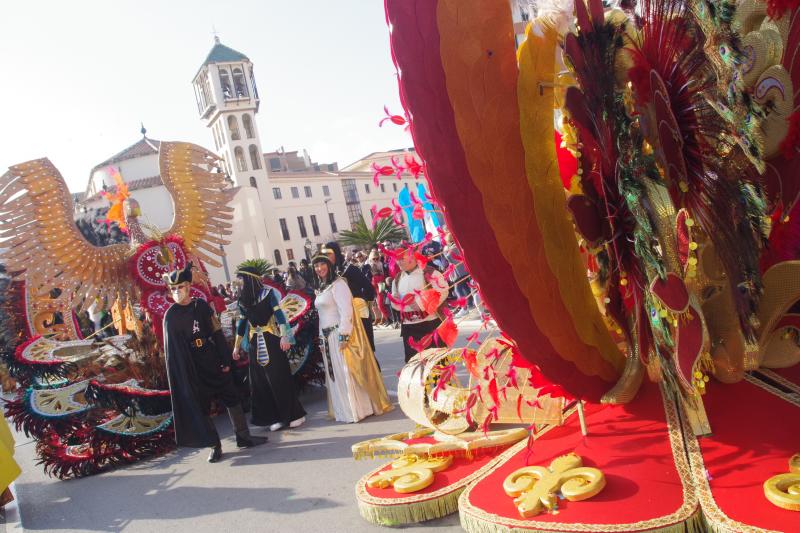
[312,253,393,423]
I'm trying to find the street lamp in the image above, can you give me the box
[304,238,313,260]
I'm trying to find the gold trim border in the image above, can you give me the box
[355,439,526,526]
[743,373,800,408]
[458,386,702,532]
[685,378,798,533]
[753,368,800,396]
[354,406,579,526]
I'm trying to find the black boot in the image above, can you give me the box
[228,404,267,448]
[207,442,222,463]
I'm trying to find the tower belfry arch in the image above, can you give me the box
[192,37,266,188]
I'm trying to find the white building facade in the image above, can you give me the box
[79,39,425,285]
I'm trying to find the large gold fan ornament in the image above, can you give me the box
[0,142,233,314]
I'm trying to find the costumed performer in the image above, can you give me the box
[312,253,393,423]
[233,266,306,431]
[391,245,449,362]
[324,242,377,352]
[162,263,266,463]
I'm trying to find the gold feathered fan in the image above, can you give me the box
[0,142,233,310]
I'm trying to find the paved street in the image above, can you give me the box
[8,320,491,532]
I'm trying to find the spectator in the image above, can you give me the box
[444,234,472,318]
[285,264,308,291]
[391,244,449,362]
[298,258,314,287]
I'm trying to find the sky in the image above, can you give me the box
[1,0,412,193]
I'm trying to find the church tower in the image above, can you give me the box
[193,37,268,188]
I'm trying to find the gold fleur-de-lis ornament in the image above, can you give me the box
[367,454,453,494]
[503,452,606,517]
[764,453,800,511]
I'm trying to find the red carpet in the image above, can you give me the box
[460,383,698,531]
[692,377,799,531]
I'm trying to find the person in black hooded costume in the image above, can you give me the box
[233,266,306,432]
[323,242,377,354]
[162,263,265,463]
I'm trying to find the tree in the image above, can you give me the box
[236,258,273,276]
[339,216,407,249]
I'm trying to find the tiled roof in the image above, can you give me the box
[197,40,248,76]
[126,175,163,191]
[82,174,163,203]
[91,137,160,172]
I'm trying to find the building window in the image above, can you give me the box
[347,203,362,228]
[329,212,338,233]
[393,183,398,192]
[364,183,371,193]
[269,157,281,171]
[249,176,257,188]
[279,218,290,240]
[380,183,385,193]
[219,68,233,99]
[304,186,312,198]
[322,185,330,197]
[286,249,295,261]
[249,145,261,169]
[227,115,241,140]
[274,249,282,266]
[242,113,254,138]
[343,179,360,204]
[273,187,282,199]
[233,67,248,98]
[297,216,308,238]
[310,214,320,236]
[291,186,299,199]
[234,146,247,171]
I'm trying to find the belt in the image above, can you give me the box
[192,337,211,348]
[322,325,339,338]
[400,310,430,322]
[248,320,279,338]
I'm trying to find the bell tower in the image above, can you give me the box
[193,37,267,187]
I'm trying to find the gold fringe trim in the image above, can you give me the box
[355,434,531,525]
[457,386,702,532]
[458,507,705,533]
[357,486,462,526]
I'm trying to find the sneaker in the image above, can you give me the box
[269,422,284,432]
[289,416,306,429]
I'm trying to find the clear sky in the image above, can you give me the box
[1,0,411,193]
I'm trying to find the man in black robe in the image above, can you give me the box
[162,263,265,463]
[233,267,306,431]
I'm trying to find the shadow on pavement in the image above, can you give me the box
[17,471,340,532]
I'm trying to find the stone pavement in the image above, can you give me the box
[8,320,491,532]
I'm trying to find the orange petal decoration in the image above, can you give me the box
[436,317,458,348]
[419,288,442,316]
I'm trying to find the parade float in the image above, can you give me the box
[0,142,318,478]
[348,0,800,530]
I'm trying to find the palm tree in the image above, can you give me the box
[339,216,407,249]
[236,258,273,276]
